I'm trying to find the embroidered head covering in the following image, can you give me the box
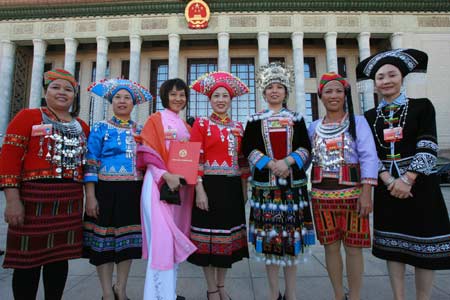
[318,72,356,140]
[190,71,249,99]
[88,78,153,105]
[43,69,77,89]
[356,48,428,81]
[256,62,294,94]
[318,72,349,97]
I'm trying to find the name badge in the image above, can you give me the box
[31,124,52,136]
[383,127,403,143]
[325,137,343,151]
[279,118,293,126]
[268,120,282,128]
[164,128,177,140]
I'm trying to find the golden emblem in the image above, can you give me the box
[179,149,188,158]
[185,0,210,29]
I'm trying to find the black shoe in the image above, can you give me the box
[176,296,186,300]
[112,284,130,300]
[277,292,282,300]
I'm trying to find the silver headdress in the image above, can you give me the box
[256,62,295,94]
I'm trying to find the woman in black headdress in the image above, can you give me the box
[357,49,450,300]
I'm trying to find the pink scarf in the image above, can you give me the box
[137,145,196,270]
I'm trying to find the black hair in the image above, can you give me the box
[159,78,190,109]
[345,86,357,141]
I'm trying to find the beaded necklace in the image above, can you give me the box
[372,99,409,150]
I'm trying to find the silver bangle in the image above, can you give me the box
[384,176,395,186]
[400,175,412,186]
[197,176,203,183]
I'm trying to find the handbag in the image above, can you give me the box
[159,178,186,205]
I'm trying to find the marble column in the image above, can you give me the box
[217,32,230,72]
[324,32,338,73]
[168,33,180,79]
[390,32,403,49]
[357,32,375,111]
[129,34,142,121]
[291,32,306,116]
[64,37,78,75]
[257,32,269,68]
[257,32,269,110]
[0,40,16,144]
[93,36,109,122]
[29,39,47,108]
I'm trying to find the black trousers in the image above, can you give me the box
[12,260,68,300]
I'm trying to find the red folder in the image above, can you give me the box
[167,141,201,185]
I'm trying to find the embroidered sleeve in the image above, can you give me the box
[355,116,378,185]
[190,118,205,177]
[248,150,271,170]
[290,148,309,170]
[84,122,104,182]
[0,109,33,188]
[242,118,272,171]
[407,100,438,175]
[407,139,438,175]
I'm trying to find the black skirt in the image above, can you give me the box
[83,180,142,266]
[188,175,249,268]
[373,174,450,270]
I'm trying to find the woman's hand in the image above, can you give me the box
[4,188,24,226]
[195,182,209,211]
[388,178,413,199]
[85,182,99,218]
[162,172,185,191]
[357,184,373,217]
[85,195,100,218]
[272,159,290,178]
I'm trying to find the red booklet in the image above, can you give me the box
[167,141,201,185]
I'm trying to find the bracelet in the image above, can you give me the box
[404,172,416,184]
[400,174,412,186]
[197,176,203,183]
[384,176,395,186]
[283,158,291,168]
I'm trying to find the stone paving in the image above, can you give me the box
[1,188,450,300]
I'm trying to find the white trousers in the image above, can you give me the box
[142,171,178,300]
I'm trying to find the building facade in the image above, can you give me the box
[1,0,450,155]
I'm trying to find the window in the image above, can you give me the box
[90,61,110,82]
[338,57,347,77]
[230,58,256,124]
[74,62,81,83]
[304,93,319,125]
[121,60,130,79]
[44,63,53,73]
[149,60,169,113]
[186,58,217,118]
[304,57,316,78]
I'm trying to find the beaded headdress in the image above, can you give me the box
[256,62,294,94]
[190,71,249,99]
[88,78,153,105]
[44,69,77,89]
[356,48,428,81]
